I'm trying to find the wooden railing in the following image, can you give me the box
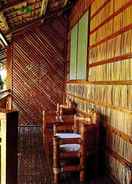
[0,89,12,111]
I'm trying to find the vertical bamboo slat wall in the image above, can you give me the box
[9,16,66,124]
[66,0,132,183]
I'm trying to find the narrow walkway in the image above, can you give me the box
[17,125,113,184]
[18,125,52,184]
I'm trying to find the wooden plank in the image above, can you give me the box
[66,80,132,85]
[105,123,132,144]
[106,148,131,168]
[89,53,132,67]
[66,92,132,115]
[91,0,110,19]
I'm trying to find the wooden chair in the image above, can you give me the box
[53,111,99,184]
[42,100,77,149]
[42,110,75,157]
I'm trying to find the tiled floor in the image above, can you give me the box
[18,125,113,184]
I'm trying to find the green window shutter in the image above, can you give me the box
[77,10,88,79]
[70,24,78,80]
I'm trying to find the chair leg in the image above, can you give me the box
[80,125,86,183]
[53,171,60,184]
[53,136,60,184]
[80,144,86,182]
[80,169,85,183]
[80,153,85,183]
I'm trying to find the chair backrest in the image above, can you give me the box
[54,114,92,135]
[57,100,77,116]
[60,106,77,115]
[53,115,75,135]
[53,110,99,132]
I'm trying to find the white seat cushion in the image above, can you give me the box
[56,133,81,139]
[60,144,80,152]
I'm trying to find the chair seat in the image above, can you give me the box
[56,133,81,139]
[60,144,80,152]
[56,133,81,152]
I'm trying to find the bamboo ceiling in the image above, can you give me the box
[0,0,70,49]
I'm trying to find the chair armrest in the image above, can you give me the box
[74,115,92,133]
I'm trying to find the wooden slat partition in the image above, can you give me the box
[6,16,67,124]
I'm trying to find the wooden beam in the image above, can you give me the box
[64,0,69,6]
[0,0,27,12]
[7,17,43,36]
[0,12,9,32]
[40,0,49,16]
[6,8,65,36]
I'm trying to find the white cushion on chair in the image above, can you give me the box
[56,133,81,139]
[56,133,81,151]
[60,144,80,152]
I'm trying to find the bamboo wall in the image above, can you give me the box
[66,0,132,183]
[7,16,67,124]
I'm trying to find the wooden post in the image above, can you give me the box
[6,94,12,110]
[73,114,78,133]
[53,136,60,184]
[42,110,45,144]
[80,123,86,182]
